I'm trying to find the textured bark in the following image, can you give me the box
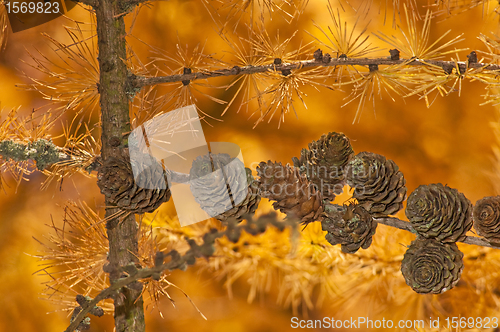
[129,55,497,90]
[95,0,145,331]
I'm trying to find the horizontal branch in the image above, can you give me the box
[0,139,192,182]
[374,216,497,249]
[0,139,70,171]
[129,50,500,90]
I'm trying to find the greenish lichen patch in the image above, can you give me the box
[0,139,61,170]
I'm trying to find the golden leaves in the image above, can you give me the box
[342,64,414,123]
[34,201,112,313]
[21,22,100,121]
[404,60,470,107]
[147,41,225,124]
[478,33,500,64]
[254,66,331,128]
[374,6,466,61]
[34,201,193,317]
[248,27,320,128]
[217,0,473,125]
[429,0,500,20]
[41,121,101,190]
[222,26,334,128]
[0,107,57,191]
[207,0,309,31]
[309,1,377,60]
[219,32,268,115]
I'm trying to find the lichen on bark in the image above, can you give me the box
[0,139,63,170]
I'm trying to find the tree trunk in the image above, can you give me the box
[95,0,145,330]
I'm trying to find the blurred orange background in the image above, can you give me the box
[1,0,500,331]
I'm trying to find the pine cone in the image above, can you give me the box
[97,153,171,214]
[346,152,406,217]
[292,132,354,201]
[405,183,473,243]
[214,169,261,222]
[321,203,377,253]
[189,153,259,221]
[257,161,324,224]
[473,196,500,245]
[401,238,464,294]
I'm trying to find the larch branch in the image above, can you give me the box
[0,139,68,171]
[374,216,496,248]
[129,54,500,90]
[63,213,298,332]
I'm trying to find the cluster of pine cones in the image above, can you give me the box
[402,184,472,294]
[402,186,500,294]
[95,133,500,295]
[319,146,407,254]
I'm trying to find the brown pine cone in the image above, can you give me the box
[97,153,171,214]
[292,132,354,201]
[401,238,464,294]
[405,183,473,243]
[321,203,377,253]
[257,161,324,224]
[346,152,406,217]
[189,153,260,221]
[473,196,500,246]
[214,169,261,222]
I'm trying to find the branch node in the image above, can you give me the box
[122,263,140,276]
[467,51,478,64]
[182,67,192,86]
[322,53,331,64]
[125,72,141,99]
[109,136,121,147]
[313,49,323,61]
[389,49,400,61]
[232,65,241,75]
[443,63,454,75]
[274,58,282,65]
[154,251,164,267]
[369,64,379,72]
[127,281,144,292]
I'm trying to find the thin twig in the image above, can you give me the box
[0,138,193,183]
[374,216,497,248]
[63,254,187,332]
[0,139,99,172]
[129,56,500,90]
[0,139,71,171]
[63,213,297,332]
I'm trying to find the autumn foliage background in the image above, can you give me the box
[1,0,500,331]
